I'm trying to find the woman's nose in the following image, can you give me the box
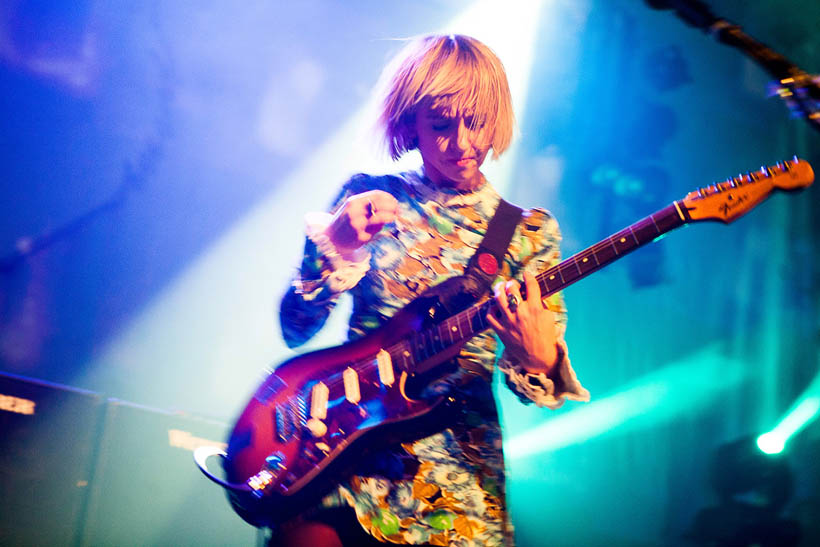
[454,119,473,151]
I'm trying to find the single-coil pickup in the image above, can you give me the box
[343,367,361,404]
[310,381,329,420]
[376,349,394,387]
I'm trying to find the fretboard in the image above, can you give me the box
[397,202,688,374]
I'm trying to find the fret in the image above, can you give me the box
[469,308,484,334]
[423,330,436,358]
[649,213,660,232]
[589,249,601,265]
[558,263,581,284]
[464,310,475,336]
[575,253,596,276]
[401,202,690,378]
[632,218,661,245]
[478,303,492,329]
[654,205,685,233]
[538,278,550,299]
[431,327,444,353]
[613,232,634,254]
[594,241,617,265]
[530,206,688,301]
[431,328,442,354]
[629,226,640,245]
[410,332,424,364]
[411,332,423,362]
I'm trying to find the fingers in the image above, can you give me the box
[487,280,524,359]
[488,273,559,370]
[354,191,398,231]
[522,272,544,308]
[492,280,519,324]
[504,280,522,316]
[507,293,519,314]
[485,304,505,333]
[361,190,398,217]
[334,190,399,245]
[488,273,546,327]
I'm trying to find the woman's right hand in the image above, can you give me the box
[325,190,398,258]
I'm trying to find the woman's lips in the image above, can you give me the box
[454,157,476,167]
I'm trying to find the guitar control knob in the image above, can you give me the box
[306,417,327,437]
[265,451,287,471]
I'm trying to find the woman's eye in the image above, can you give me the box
[432,121,451,131]
[466,117,485,129]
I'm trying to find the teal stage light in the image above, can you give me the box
[757,373,820,455]
[756,432,785,455]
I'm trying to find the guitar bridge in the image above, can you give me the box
[275,395,307,443]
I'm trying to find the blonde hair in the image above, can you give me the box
[378,34,514,161]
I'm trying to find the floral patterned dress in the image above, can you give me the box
[280,169,588,546]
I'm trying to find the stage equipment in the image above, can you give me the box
[645,0,820,132]
[688,435,801,546]
[80,399,256,545]
[0,372,103,545]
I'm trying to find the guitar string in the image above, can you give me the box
[306,306,486,398]
[298,172,784,401]
[308,216,664,397]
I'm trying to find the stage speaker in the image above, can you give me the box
[80,399,257,546]
[0,372,104,546]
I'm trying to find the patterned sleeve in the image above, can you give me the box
[496,208,590,408]
[279,178,372,348]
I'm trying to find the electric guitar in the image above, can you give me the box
[195,158,814,526]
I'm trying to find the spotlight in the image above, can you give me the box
[687,436,801,546]
[710,436,793,511]
[757,432,785,455]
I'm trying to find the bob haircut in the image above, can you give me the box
[378,34,515,161]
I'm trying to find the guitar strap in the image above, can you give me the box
[403,197,523,399]
[416,198,523,399]
[462,198,523,296]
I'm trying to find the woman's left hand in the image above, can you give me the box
[486,272,559,374]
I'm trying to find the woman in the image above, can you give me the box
[276,34,589,547]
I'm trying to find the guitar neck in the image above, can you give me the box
[404,156,815,373]
[404,202,688,373]
[534,202,687,299]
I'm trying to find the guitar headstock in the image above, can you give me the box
[680,158,814,224]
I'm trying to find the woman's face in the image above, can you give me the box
[413,103,491,191]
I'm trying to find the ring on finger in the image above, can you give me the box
[508,293,519,313]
